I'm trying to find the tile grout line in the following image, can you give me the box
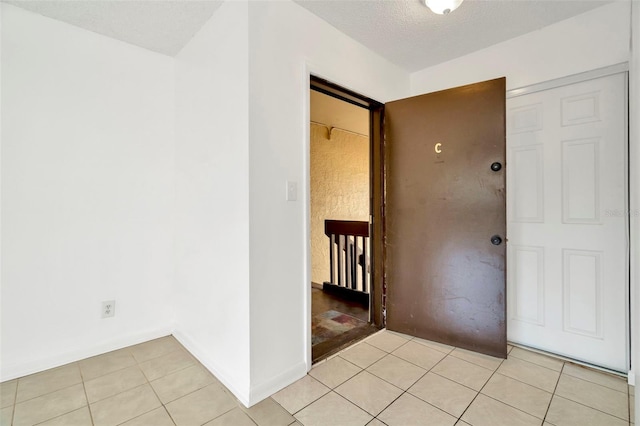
[11,363,85,405]
[296,345,407,423]
[490,356,566,394]
[10,377,18,426]
[365,334,515,421]
[541,361,564,426]
[123,342,188,426]
[78,361,97,426]
[343,337,425,425]
[549,393,632,423]
[560,370,630,395]
[455,355,507,422]
[136,351,177,426]
[372,340,468,423]
[364,353,430,391]
[278,377,332,419]
[553,373,631,421]
[543,362,631,424]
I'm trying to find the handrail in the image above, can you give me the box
[325,220,369,238]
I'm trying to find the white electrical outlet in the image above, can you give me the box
[102,300,115,318]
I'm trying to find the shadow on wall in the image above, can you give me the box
[310,123,369,285]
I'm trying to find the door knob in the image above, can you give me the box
[490,235,503,246]
[491,162,502,172]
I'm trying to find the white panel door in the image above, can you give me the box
[507,73,627,372]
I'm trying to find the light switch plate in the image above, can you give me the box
[286,181,297,201]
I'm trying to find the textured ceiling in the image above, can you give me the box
[3,0,223,56]
[294,0,613,72]
[4,0,613,67]
[311,90,369,136]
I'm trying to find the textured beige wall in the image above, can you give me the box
[310,123,369,285]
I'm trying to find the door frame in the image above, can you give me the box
[306,75,386,360]
[506,62,631,375]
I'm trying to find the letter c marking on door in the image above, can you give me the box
[434,143,442,154]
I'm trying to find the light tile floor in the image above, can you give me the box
[0,332,634,426]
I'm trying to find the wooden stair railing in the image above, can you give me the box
[324,220,370,306]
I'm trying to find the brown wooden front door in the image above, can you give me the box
[384,78,507,358]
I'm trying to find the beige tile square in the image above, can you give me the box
[412,337,455,354]
[461,394,541,426]
[130,336,182,363]
[481,373,552,419]
[367,354,426,390]
[16,363,82,403]
[272,375,329,414]
[151,364,215,404]
[496,357,559,392]
[340,343,387,369]
[242,397,295,426]
[631,394,635,423]
[38,407,92,426]
[378,393,456,426]
[408,372,477,418]
[367,419,387,426]
[391,341,447,370]
[139,348,196,382]
[85,365,147,403]
[562,363,628,393]
[366,331,410,353]
[508,347,563,372]
[450,348,503,371]
[90,383,161,426]
[432,356,493,391]
[0,406,13,426]
[335,371,403,416]
[79,348,137,381]
[546,395,628,426]
[166,383,236,426]
[0,380,17,408]
[507,344,514,353]
[555,374,628,420]
[294,392,372,426]
[309,356,361,389]
[204,408,256,426]
[630,384,635,396]
[13,383,86,426]
[120,407,175,426]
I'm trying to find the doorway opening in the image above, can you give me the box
[309,76,384,363]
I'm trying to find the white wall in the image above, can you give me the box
[630,0,640,415]
[411,2,631,94]
[1,4,175,380]
[173,1,251,404]
[247,0,410,405]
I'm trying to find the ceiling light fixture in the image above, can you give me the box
[424,0,464,15]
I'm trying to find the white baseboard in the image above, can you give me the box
[629,369,636,386]
[0,325,174,381]
[172,328,251,407]
[248,360,307,407]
